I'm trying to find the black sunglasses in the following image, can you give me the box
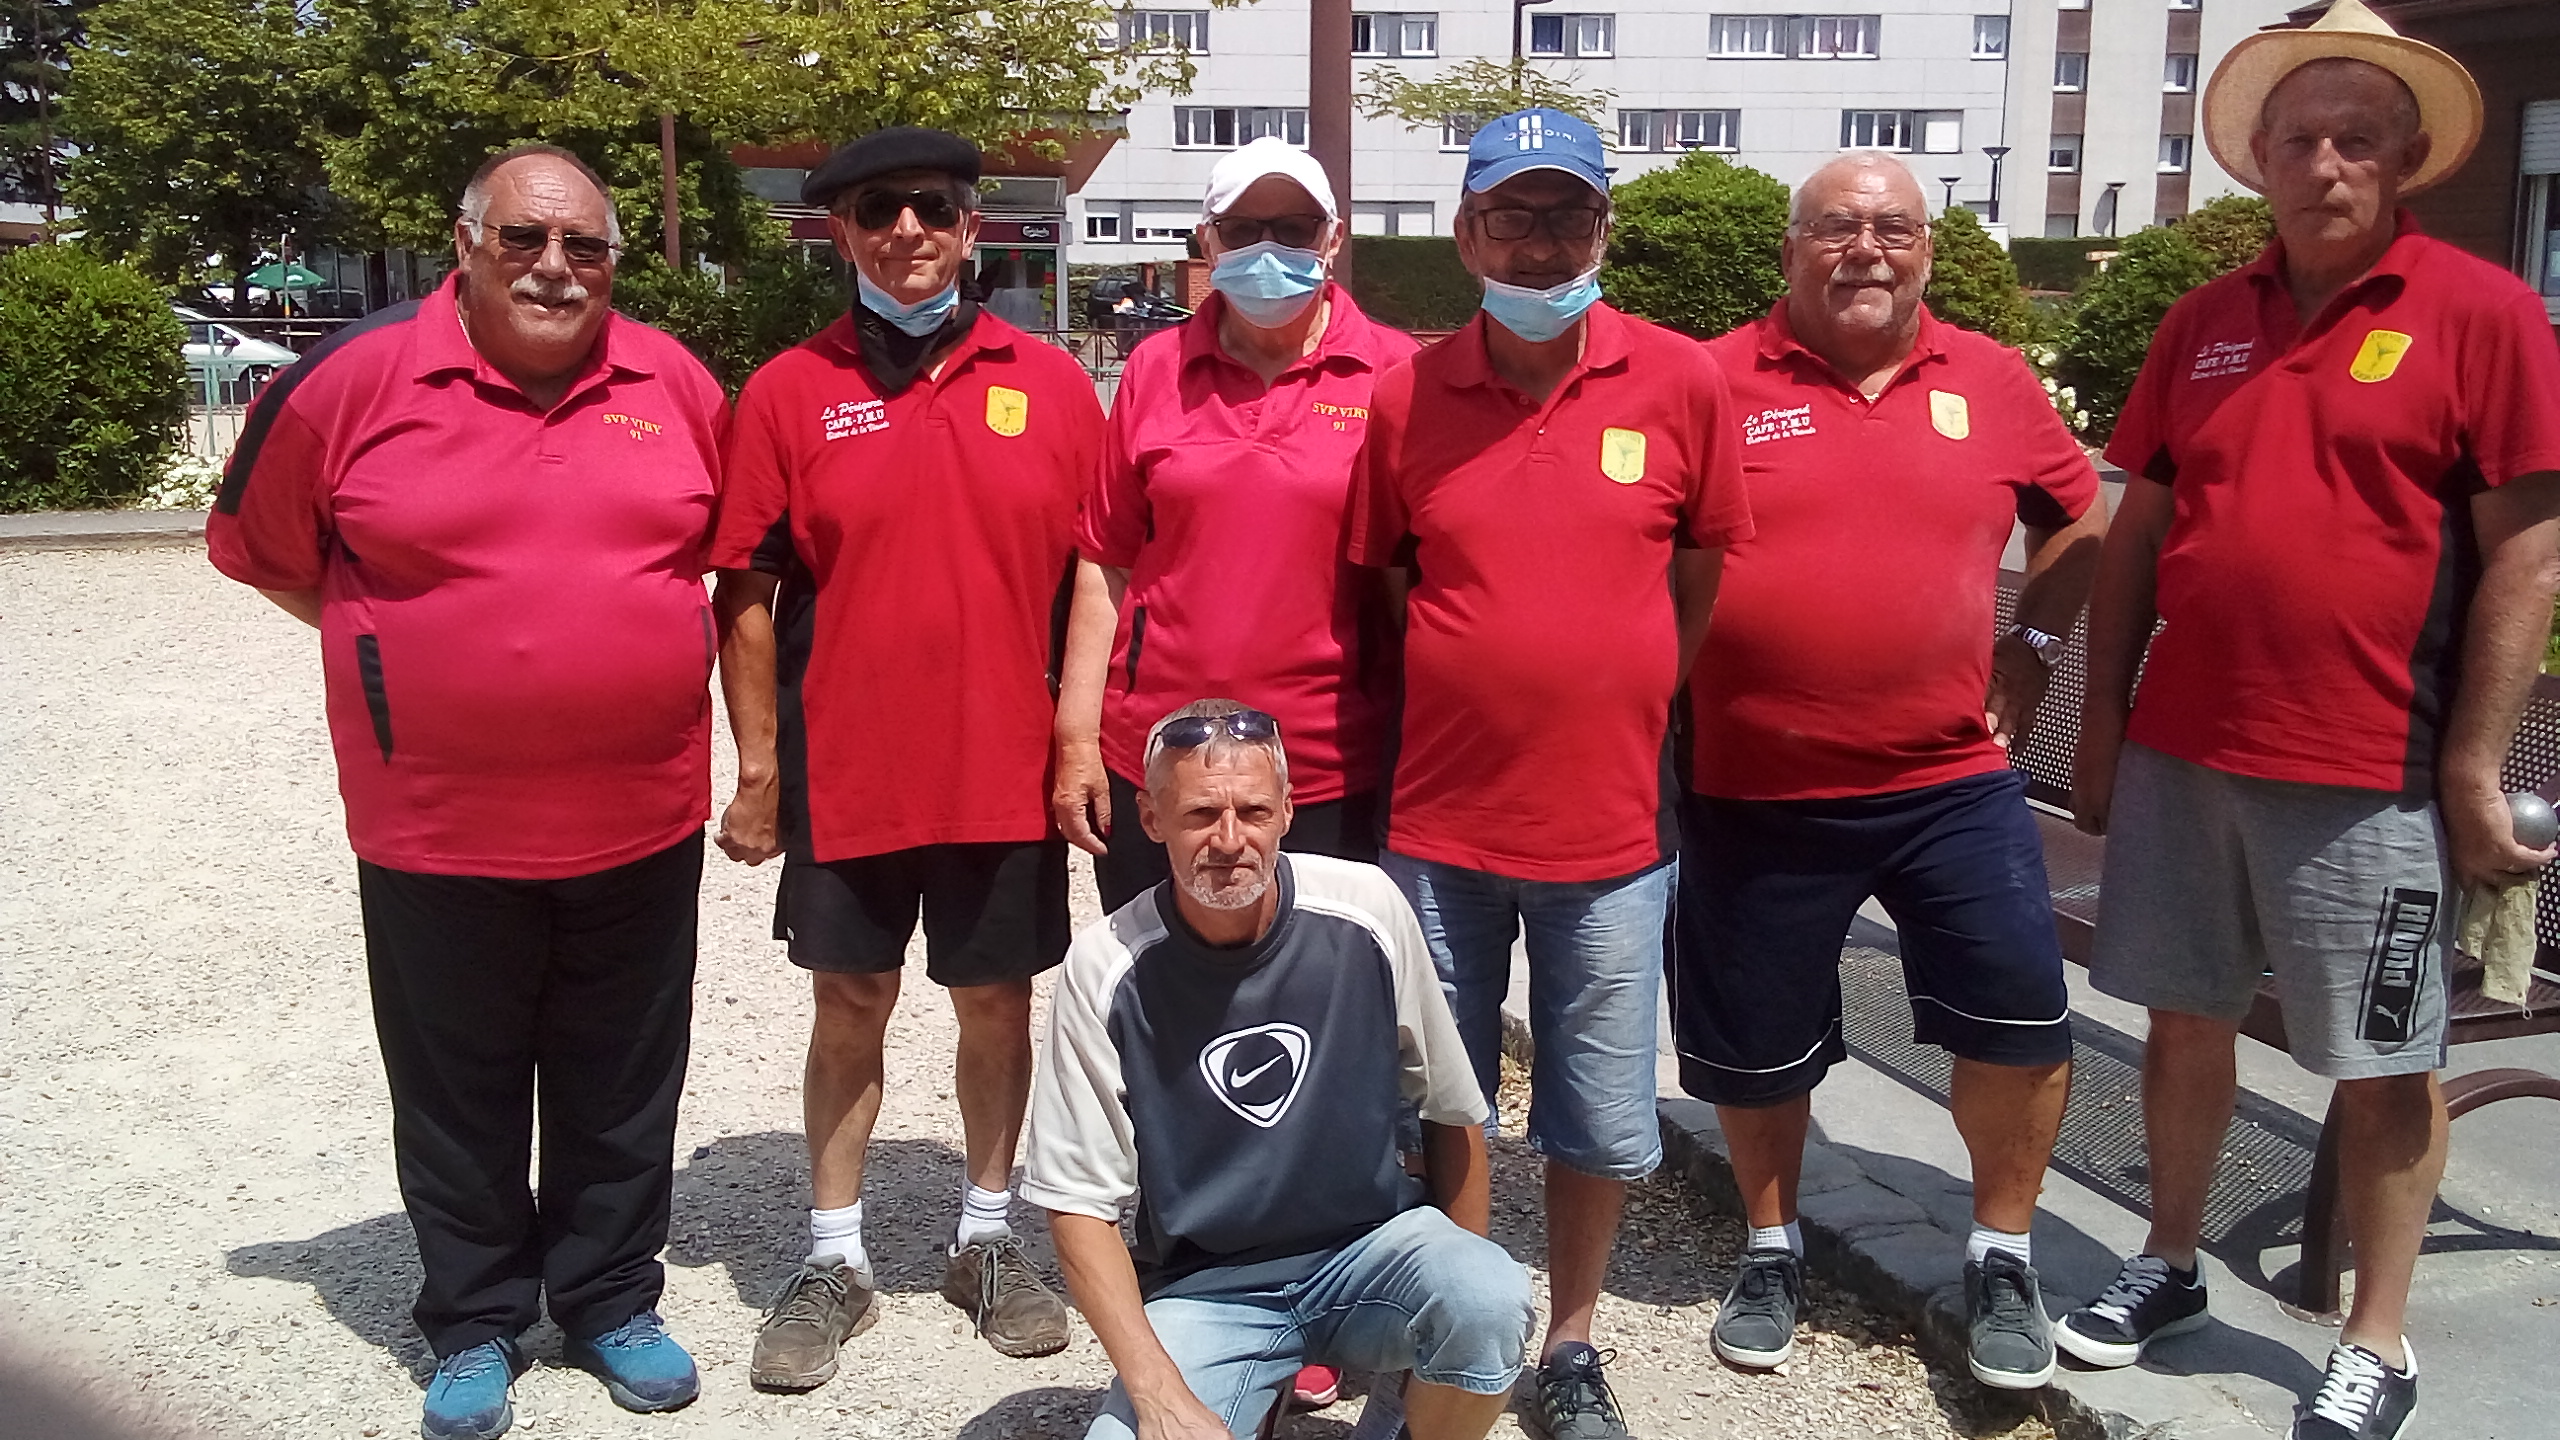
[1473,206,1607,242]
[1154,709,1282,753]
[849,188,966,231]
[1210,214,1329,250]
[489,223,619,266]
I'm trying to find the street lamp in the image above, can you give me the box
[1981,145,2011,224]
[1939,175,1961,213]
[2099,180,2126,236]
[1512,0,1558,66]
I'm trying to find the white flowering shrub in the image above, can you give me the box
[2024,344,2091,435]
[134,451,224,510]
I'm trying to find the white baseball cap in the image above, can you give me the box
[1199,137,1339,224]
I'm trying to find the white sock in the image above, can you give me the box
[1967,1224,2031,1267]
[956,1183,1013,1247]
[809,1201,867,1271]
[1747,1221,1804,1256]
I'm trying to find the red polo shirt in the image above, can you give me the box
[1348,304,1754,881]
[713,309,1104,861]
[1690,304,2099,799]
[1078,287,1418,804]
[2108,217,2560,795]
[207,275,730,878]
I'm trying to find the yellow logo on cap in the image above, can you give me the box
[1929,390,1970,440]
[985,386,1029,437]
[2349,329,2413,383]
[1600,427,1647,484]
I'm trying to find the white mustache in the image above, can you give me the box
[511,274,591,306]
[1829,266,1898,287]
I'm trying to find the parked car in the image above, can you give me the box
[175,305,299,405]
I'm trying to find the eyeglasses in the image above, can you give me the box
[1796,215,1930,251]
[1154,709,1282,753]
[484,223,620,266]
[848,188,966,231]
[1473,206,1607,242]
[1210,214,1329,250]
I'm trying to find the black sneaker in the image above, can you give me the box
[1525,1342,1632,1439]
[1966,1250,2055,1390]
[2054,1253,2209,1369]
[2292,1341,2417,1440]
[1710,1249,1801,1369]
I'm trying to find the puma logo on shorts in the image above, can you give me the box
[2359,887,2439,1044]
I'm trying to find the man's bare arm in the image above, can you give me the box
[1987,494,2112,748]
[713,569,782,865]
[1049,1212,1229,1440]
[2439,471,2560,887]
[1053,560,1130,856]
[1420,1121,1492,1236]
[1671,548,1727,686]
[259,587,323,628]
[2070,477,2175,835]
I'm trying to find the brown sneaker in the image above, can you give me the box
[748,1257,878,1391]
[940,1234,1071,1358]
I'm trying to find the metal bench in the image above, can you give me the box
[1995,571,2560,1312]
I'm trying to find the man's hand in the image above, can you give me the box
[2442,772,2557,890]
[716,772,781,865]
[1128,1388,1231,1440]
[1984,635,2050,753]
[2070,711,2125,837]
[1053,733,1113,857]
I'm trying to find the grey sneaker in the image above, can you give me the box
[749,1256,879,1392]
[1711,1249,1801,1369]
[942,1233,1071,1358]
[1524,1342,1632,1439]
[1966,1250,2056,1390]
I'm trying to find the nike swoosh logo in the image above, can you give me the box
[1227,1055,1285,1088]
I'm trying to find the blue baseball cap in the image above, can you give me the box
[1463,109,1610,196]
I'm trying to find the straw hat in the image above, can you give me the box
[2202,0,2482,194]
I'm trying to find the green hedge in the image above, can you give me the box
[0,245,188,512]
[1925,207,2037,347]
[1349,236,1479,332]
[613,254,848,395]
[2009,237,2099,293]
[1602,152,1789,339]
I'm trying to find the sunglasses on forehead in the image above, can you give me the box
[1154,709,1282,753]
[485,223,619,266]
[847,188,967,231]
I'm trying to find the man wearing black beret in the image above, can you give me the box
[706,125,1104,1389]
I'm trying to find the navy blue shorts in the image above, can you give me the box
[1669,767,2071,1108]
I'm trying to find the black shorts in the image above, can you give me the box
[1095,769,1380,914]
[1669,768,2072,1108]
[774,840,1068,988]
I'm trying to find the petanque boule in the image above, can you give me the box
[2509,791,2559,850]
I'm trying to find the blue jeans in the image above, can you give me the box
[1381,851,1671,1180]
[1083,1206,1533,1439]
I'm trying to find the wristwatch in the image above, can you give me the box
[2008,623,2068,668]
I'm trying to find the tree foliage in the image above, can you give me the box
[0,0,94,212]
[1355,57,1612,134]
[1924,205,2036,348]
[0,243,186,510]
[1599,151,1787,340]
[2053,226,2222,441]
[613,250,848,394]
[2175,193,2275,272]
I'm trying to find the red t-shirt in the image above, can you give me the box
[1078,287,1418,803]
[1690,304,2099,799]
[206,276,730,878]
[2108,217,2560,794]
[712,310,1104,861]
[1347,305,1755,881]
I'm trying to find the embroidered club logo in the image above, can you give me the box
[985,385,1030,437]
[1197,1023,1311,1129]
[1599,427,1646,484]
[2349,329,2413,384]
[1929,390,1970,440]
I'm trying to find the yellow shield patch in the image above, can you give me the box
[1599,427,1646,485]
[2349,329,2413,383]
[985,386,1030,437]
[1929,390,1970,441]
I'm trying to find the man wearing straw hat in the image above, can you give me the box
[2065,3,2560,1435]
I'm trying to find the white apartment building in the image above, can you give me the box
[1070,0,2295,263]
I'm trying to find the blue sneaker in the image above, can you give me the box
[421,1338,519,1440]
[564,1310,699,1413]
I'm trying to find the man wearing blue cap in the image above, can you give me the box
[1348,108,1753,1440]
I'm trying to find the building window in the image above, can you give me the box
[2522,100,2560,319]
[1620,109,1741,151]
[1972,15,2008,58]
[2165,52,2197,92]
[1352,12,1439,56]
[1350,201,1436,236]
[2054,51,2087,91]
[1529,12,1613,56]
[1841,110,1910,151]
[2159,134,2191,172]
[1117,10,1209,51]
[1085,212,1121,242]
[1708,13,1876,58]
[2049,132,2083,172]
[1130,210,1193,241]
[1710,15,1788,56]
[1798,15,1879,57]
[1920,112,1962,154]
[1439,116,1481,151]
[1174,107,1308,149]
[2057,0,2087,9]
[2168,0,2199,10]
[2045,212,2079,237]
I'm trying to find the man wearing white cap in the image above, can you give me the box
[2065,5,2560,1435]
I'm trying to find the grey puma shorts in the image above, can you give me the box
[2090,743,2451,1079]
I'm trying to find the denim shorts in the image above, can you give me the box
[1380,851,1672,1180]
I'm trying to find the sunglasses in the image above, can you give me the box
[1154,708,1282,753]
[1796,215,1929,251]
[848,188,966,231]
[1210,214,1329,250]
[1474,206,1607,242]
[487,223,619,266]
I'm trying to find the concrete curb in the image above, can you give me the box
[0,510,207,552]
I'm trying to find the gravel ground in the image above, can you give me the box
[0,546,2052,1440]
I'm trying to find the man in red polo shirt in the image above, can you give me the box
[1678,153,2106,1392]
[1349,108,1751,1440]
[2063,10,2560,1435]
[209,144,726,1439]
[710,127,1099,1388]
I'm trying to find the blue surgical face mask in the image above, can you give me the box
[1478,268,1603,343]
[856,269,961,337]
[1210,240,1328,327]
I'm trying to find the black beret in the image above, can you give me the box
[800,127,982,208]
